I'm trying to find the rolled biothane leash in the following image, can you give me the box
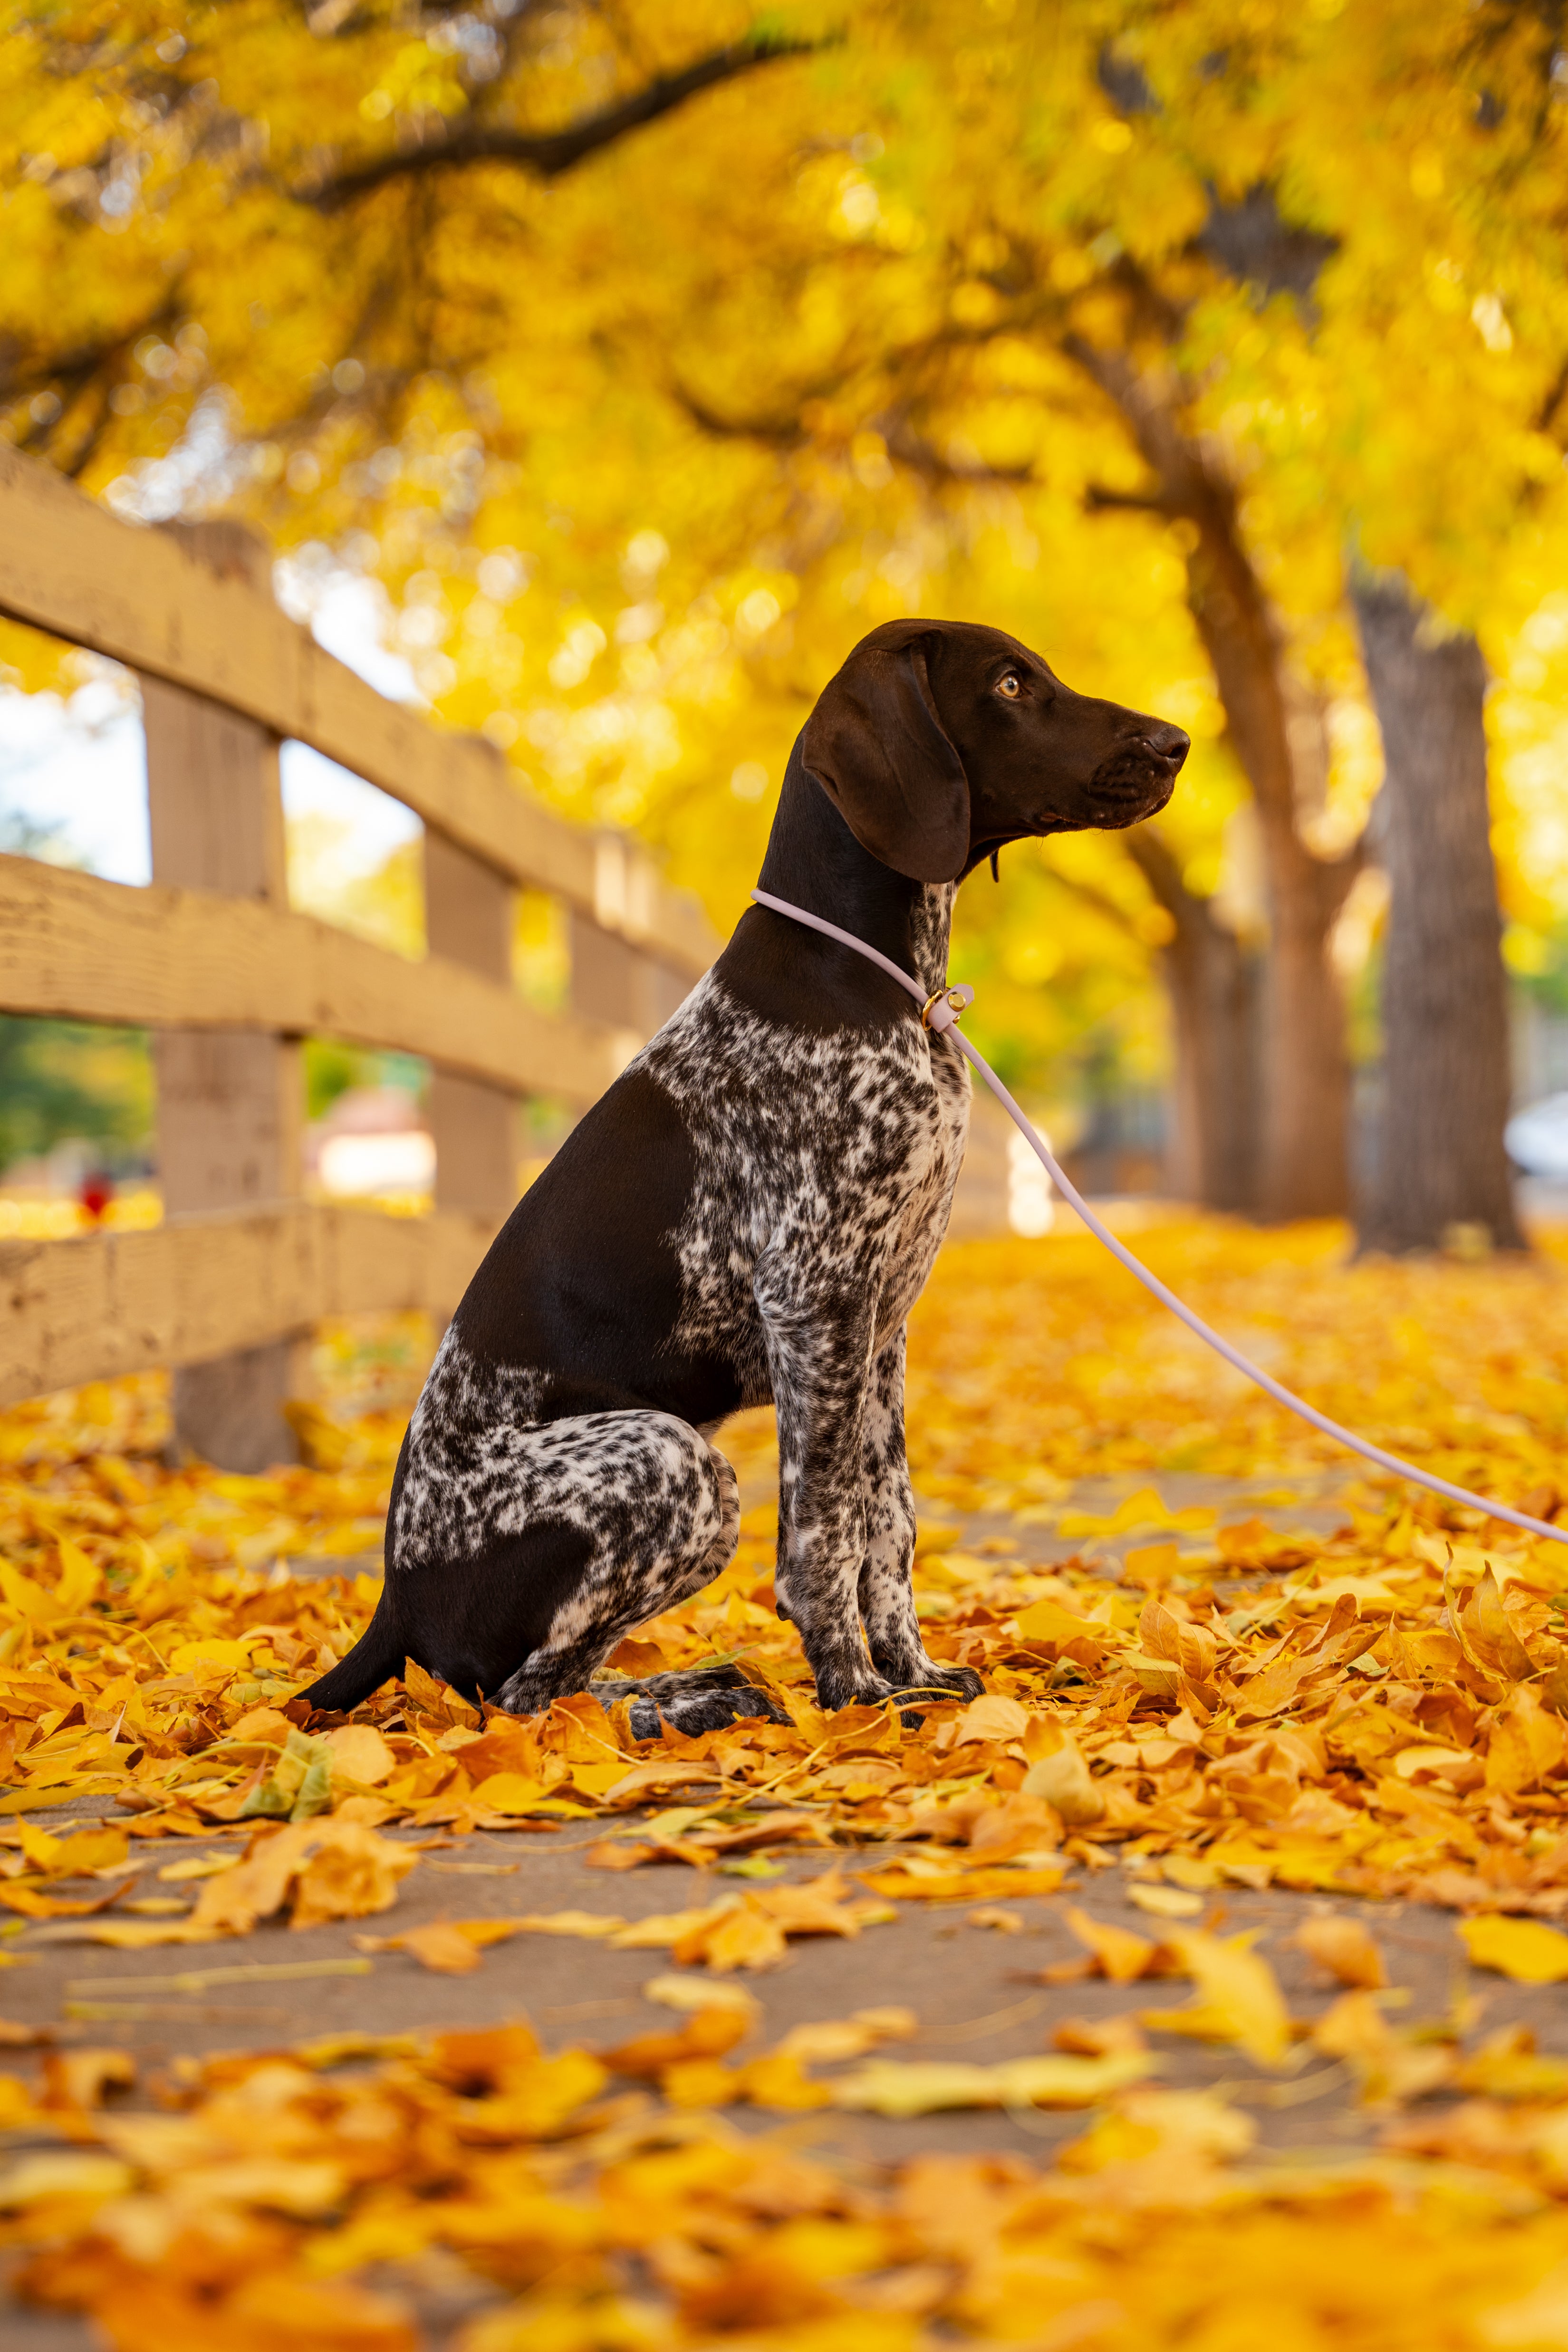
[751,886,1568,1551]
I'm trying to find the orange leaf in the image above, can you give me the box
[1294,1916,1386,1989]
[1063,1905,1162,1983]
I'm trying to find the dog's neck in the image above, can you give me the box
[757,745,957,997]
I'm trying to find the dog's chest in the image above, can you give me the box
[874,1028,970,1340]
[645,974,970,1384]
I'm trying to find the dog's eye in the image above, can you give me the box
[996,672,1021,699]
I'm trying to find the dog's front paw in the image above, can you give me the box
[870,1653,984,1704]
[813,1670,967,1731]
[812,1666,900,1714]
[916,1661,985,1702]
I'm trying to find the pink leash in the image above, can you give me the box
[751,887,1568,1550]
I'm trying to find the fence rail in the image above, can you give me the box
[0,448,718,1465]
[0,855,636,1103]
[1,1202,496,1405]
[0,448,710,973]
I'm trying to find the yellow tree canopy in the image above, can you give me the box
[4,0,1568,1090]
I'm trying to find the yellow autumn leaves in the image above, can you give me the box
[16,1925,1568,2352]
[8,1219,1568,2343]
[9,1225,1568,1951]
[904,1219,1568,1508]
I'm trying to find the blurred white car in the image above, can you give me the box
[1506,1093,1568,1180]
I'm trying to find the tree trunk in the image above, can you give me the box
[1352,575,1524,1253]
[1127,828,1261,1211]
[1182,521,1360,1221]
[1071,345,1361,1219]
[1257,824,1357,1222]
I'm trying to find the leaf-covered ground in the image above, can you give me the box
[6,1217,1568,2347]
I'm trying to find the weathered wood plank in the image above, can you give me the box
[0,855,642,1104]
[144,642,308,1469]
[0,445,716,977]
[0,1204,499,1405]
[425,830,521,1219]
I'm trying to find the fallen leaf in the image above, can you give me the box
[508,1910,629,1939]
[1295,1915,1387,1988]
[1063,1906,1163,1984]
[1486,1685,1567,1794]
[0,1877,135,1920]
[1053,2015,1149,2057]
[1141,1929,1294,2067]
[319,1724,397,1787]
[601,1758,728,1804]
[157,1851,243,1884]
[1020,1735,1106,1825]
[857,1862,1067,1902]
[289,1822,417,1929]
[832,2048,1152,2116]
[1126,1883,1204,1920]
[601,2006,751,2076]
[952,1693,1031,1745]
[1460,1914,1568,1985]
[0,2150,135,2207]
[1311,1991,1455,2104]
[16,1824,129,1878]
[374,1921,486,1974]
[643,1973,762,2018]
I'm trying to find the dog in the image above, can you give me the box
[303,619,1188,1736]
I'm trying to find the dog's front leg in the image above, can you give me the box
[756,1255,894,1711]
[857,1325,984,1701]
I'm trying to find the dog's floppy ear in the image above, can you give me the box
[800,630,970,882]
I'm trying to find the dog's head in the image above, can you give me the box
[800,618,1189,882]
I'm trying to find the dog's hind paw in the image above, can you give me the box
[626,1686,791,1740]
[591,1664,793,1742]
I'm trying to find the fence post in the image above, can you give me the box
[569,835,692,1037]
[144,521,308,1472]
[424,830,519,1232]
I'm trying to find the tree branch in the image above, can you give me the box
[670,380,807,448]
[1122,824,1239,947]
[1066,332,1302,840]
[881,413,1034,485]
[1536,351,1568,436]
[671,381,1036,487]
[1047,869,1144,941]
[304,34,829,209]
[1084,481,1170,516]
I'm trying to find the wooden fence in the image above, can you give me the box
[0,448,717,1467]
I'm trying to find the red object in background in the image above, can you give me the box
[79,1173,113,1223]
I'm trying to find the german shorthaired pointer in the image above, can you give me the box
[305,620,1188,1734]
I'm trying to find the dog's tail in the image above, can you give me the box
[298,1586,405,1715]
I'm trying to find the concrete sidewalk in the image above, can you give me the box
[3,1469,1502,2350]
[0,1799,1545,2350]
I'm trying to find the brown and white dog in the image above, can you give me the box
[303,620,1187,1734]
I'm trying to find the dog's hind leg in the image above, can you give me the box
[478,1410,756,1724]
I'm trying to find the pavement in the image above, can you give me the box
[0,1805,1543,2352]
[0,1811,1506,2155]
[3,1468,1552,2347]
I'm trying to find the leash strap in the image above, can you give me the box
[750,886,1568,1550]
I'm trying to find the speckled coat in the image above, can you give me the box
[355,877,975,1732]
[302,619,1187,1730]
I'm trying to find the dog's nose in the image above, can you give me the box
[1144,722,1191,769]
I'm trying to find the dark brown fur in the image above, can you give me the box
[304,621,1188,1732]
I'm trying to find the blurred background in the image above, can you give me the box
[5,0,1568,1256]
